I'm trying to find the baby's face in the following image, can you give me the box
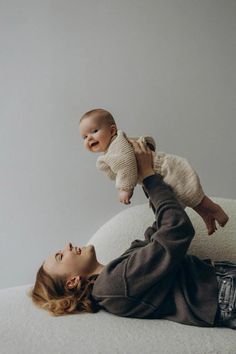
[79,115,116,153]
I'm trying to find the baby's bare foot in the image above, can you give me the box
[209,204,229,227]
[203,215,217,235]
[194,198,229,235]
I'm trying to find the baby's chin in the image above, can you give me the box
[89,146,106,153]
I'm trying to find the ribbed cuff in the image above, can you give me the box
[143,173,163,188]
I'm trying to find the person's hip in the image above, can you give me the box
[213,261,236,329]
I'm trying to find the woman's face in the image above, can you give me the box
[43,243,98,280]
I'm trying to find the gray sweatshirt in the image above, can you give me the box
[92,174,218,327]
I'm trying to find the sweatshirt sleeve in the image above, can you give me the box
[125,174,195,296]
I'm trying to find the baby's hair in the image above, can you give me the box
[80,108,116,127]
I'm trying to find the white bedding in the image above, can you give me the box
[1,284,236,354]
[1,198,236,354]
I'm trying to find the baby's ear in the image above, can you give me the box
[110,124,117,137]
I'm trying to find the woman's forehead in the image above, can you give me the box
[43,254,58,274]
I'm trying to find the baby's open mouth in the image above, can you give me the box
[91,142,99,147]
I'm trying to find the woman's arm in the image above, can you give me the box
[125,142,195,295]
[125,173,195,296]
[130,140,155,181]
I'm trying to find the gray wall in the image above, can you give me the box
[0,0,235,289]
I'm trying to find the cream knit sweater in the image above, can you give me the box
[96,130,205,208]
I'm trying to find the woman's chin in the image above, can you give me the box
[87,244,95,252]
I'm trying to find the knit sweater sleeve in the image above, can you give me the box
[154,153,205,208]
[96,131,138,190]
[96,158,116,180]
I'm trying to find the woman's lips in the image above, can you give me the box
[75,247,81,255]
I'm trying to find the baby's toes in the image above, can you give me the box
[220,214,229,227]
[207,218,217,236]
[213,207,229,227]
[216,214,229,227]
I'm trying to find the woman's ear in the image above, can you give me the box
[66,275,81,290]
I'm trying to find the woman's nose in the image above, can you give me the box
[65,242,72,251]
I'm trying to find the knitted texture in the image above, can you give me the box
[96,130,205,207]
[96,130,138,191]
[153,152,205,207]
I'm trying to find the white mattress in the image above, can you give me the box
[1,284,236,354]
[1,198,236,354]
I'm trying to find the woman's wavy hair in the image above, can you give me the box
[29,265,100,316]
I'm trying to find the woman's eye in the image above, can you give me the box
[57,253,63,261]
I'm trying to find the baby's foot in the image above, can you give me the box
[199,212,217,235]
[210,204,229,228]
[193,204,216,234]
[193,202,229,235]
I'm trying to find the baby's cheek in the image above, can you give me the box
[84,142,89,150]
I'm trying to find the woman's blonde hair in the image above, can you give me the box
[29,265,100,316]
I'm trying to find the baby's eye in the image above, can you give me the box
[92,129,98,133]
[83,136,87,140]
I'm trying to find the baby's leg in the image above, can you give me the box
[155,153,229,235]
[193,196,229,235]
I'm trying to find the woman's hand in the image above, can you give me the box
[129,140,155,182]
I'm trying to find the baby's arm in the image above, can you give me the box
[96,159,116,180]
[114,157,137,204]
[97,131,138,204]
[97,157,135,204]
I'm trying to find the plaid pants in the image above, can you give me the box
[213,261,236,329]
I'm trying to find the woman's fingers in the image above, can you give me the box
[139,138,148,152]
[130,139,149,153]
[139,142,147,152]
[130,140,141,152]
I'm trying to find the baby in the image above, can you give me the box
[79,108,229,235]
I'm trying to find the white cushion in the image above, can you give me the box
[88,197,236,263]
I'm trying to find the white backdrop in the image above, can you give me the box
[0,0,236,289]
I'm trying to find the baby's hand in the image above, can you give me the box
[118,189,133,205]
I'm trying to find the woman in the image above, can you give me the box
[31,141,236,329]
